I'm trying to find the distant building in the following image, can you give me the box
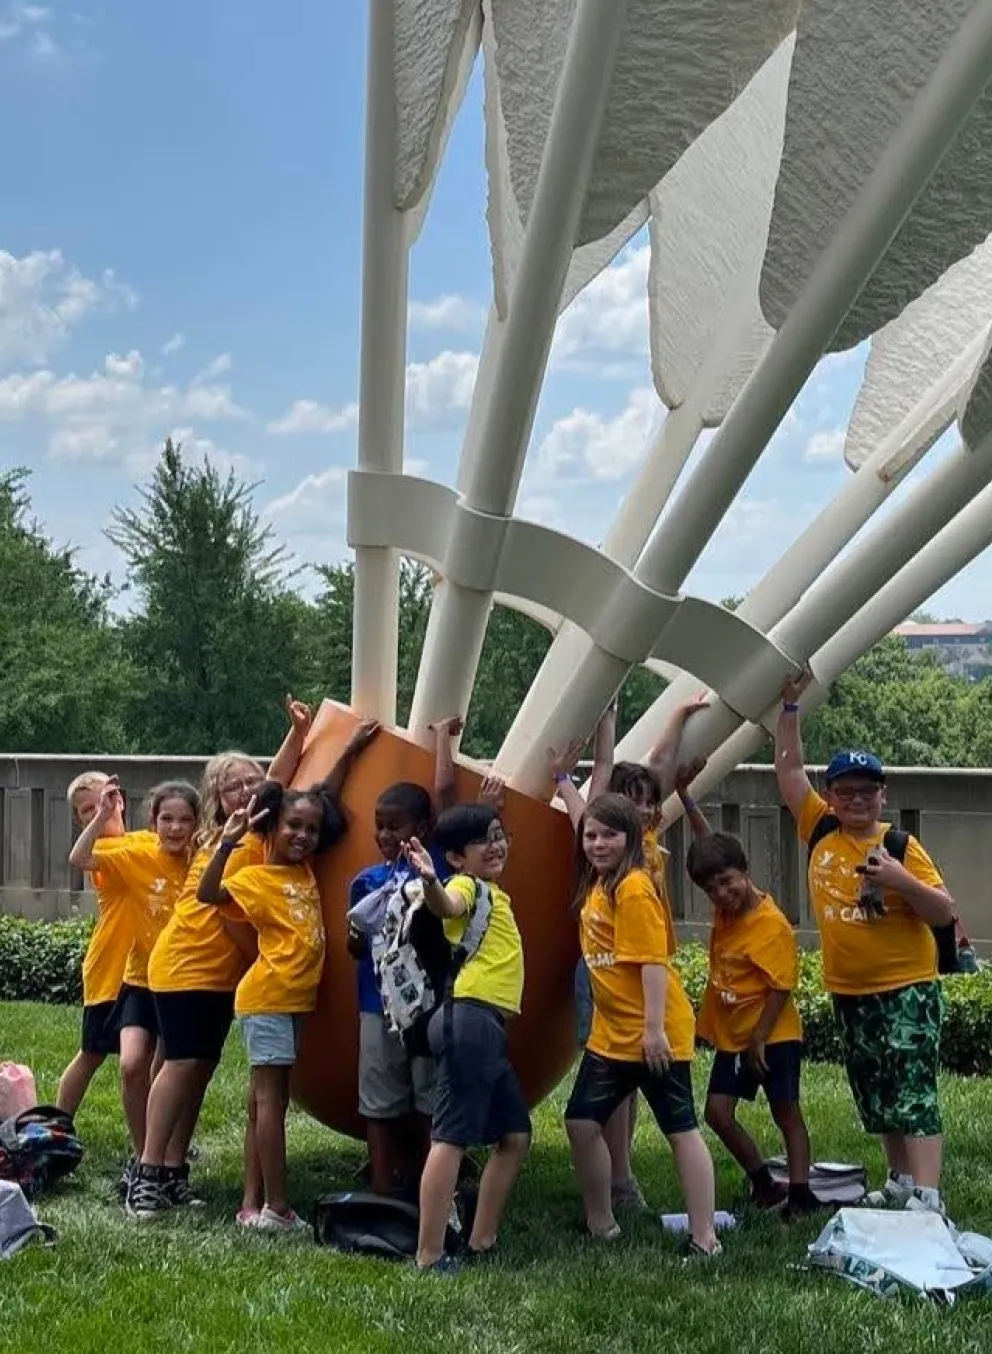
[894,621,992,678]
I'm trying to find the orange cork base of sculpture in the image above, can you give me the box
[289,701,580,1139]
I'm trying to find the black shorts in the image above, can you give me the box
[154,989,235,1064]
[565,1051,698,1136]
[706,1041,803,1105]
[428,999,532,1148]
[81,1001,120,1056]
[113,983,160,1037]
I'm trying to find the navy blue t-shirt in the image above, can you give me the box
[349,845,450,1016]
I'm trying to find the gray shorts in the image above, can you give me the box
[358,1011,436,1119]
[238,1013,303,1067]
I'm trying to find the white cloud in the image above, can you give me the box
[125,428,262,480]
[267,399,359,436]
[192,352,232,384]
[161,333,184,356]
[804,428,845,463]
[551,244,650,376]
[0,347,254,463]
[529,385,659,489]
[0,4,49,41]
[29,25,55,57]
[268,349,480,438]
[409,294,485,332]
[0,248,137,370]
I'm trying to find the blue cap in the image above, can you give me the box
[825,750,885,784]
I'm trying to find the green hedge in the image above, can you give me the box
[1,919,990,1076]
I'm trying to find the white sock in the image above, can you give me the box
[914,1185,942,1210]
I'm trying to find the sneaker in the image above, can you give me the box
[126,1165,174,1220]
[864,1172,914,1208]
[117,1154,137,1204]
[680,1237,723,1261]
[417,1253,460,1276]
[781,1186,823,1222]
[612,1177,648,1212]
[165,1164,206,1209]
[236,1208,262,1229]
[255,1206,309,1234]
[905,1187,947,1219]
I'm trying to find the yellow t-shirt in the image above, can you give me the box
[82,830,158,1006]
[223,862,325,1016]
[444,875,524,1016]
[149,834,266,994]
[697,893,803,1052]
[798,789,944,996]
[581,869,695,1063]
[643,828,677,956]
[92,832,189,989]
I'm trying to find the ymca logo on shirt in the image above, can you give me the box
[283,880,324,951]
[811,850,874,925]
[146,877,172,918]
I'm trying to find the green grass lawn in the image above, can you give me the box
[3,1002,992,1353]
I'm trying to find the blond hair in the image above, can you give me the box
[66,770,111,810]
[196,751,265,850]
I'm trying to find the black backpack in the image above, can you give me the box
[0,1107,84,1201]
[312,1191,463,1260]
[807,817,961,975]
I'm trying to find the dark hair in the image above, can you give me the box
[573,793,645,913]
[434,802,499,859]
[252,779,346,854]
[686,832,749,888]
[376,782,432,825]
[609,761,662,807]
[147,780,200,823]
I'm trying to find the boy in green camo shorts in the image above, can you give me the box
[775,686,958,1216]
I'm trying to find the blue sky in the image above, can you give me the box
[1,0,989,624]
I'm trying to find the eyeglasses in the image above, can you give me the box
[468,828,511,847]
[219,777,264,797]
[829,783,883,804]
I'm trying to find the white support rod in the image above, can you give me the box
[673,432,992,767]
[497,279,761,775]
[661,475,992,821]
[636,1,992,600]
[351,0,410,724]
[615,390,958,764]
[408,0,630,742]
[503,4,992,797]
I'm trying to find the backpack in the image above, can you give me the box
[354,874,494,1053]
[807,817,965,975]
[312,1191,462,1260]
[0,1107,84,1201]
[768,1156,867,1205]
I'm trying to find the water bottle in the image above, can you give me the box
[659,1210,736,1234]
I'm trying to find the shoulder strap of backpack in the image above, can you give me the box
[446,879,494,991]
[882,828,910,863]
[807,812,842,862]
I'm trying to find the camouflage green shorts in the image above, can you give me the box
[832,981,943,1138]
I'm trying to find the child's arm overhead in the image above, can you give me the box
[547,742,588,831]
[588,699,617,803]
[68,776,125,871]
[478,774,506,815]
[774,673,815,820]
[640,964,674,1074]
[644,694,710,799]
[267,694,315,786]
[673,758,713,839]
[318,719,381,801]
[197,799,269,906]
[432,716,463,813]
[403,837,470,920]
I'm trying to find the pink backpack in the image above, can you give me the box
[0,1066,37,1123]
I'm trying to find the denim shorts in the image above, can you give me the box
[238,1013,303,1067]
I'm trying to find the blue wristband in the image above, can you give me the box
[553,773,569,785]
[782,702,799,713]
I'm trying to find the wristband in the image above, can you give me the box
[217,839,237,855]
[681,794,696,810]
[553,773,570,785]
[782,702,799,713]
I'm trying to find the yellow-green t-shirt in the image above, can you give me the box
[798,789,944,996]
[444,875,524,1016]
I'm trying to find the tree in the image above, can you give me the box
[108,442,318,754]
[0,468,135,751]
